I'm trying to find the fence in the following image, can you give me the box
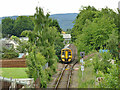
[0,76,34,89]
[0,59,49,68]
[0,58,26,67]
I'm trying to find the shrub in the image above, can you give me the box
[45,68,52,81]
[92,51,112,74]
[2,44,19,59]
[2,51,19,59]
[98,64,119,88]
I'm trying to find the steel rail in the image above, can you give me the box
[67,61,78,89]
[55,64,68,89]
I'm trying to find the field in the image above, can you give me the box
[0,68,28,78]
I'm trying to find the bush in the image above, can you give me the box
[98,64,119,88]
[45,68,52,81]
[2,44,19,59]
[92,51,112,74]
[2,52,19,59]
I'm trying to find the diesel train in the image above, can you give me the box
[61,44,78,64]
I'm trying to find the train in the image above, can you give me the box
[60,44,78,64]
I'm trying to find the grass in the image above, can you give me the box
[78,60,97,88]
[0,67,28,78]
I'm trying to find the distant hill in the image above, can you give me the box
[49,13,78,31]
[0,13,78,31]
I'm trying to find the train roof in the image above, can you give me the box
[61,44,71,50]
[64,44,70,48]
[61,48,71,51]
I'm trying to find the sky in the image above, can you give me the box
[0,0,120,17]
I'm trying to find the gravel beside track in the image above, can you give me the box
[47,62,80,88]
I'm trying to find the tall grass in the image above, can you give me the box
[78,64,97,88]
[78,50,98,88]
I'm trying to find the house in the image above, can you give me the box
[0,38,15,49]
[9,40,19,49]
[19,37,29,41]
[61,34,71,44]
[1,37,29,49]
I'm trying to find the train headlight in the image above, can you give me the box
[62,59,65,61]
[68,59,71,61]
[62,55,64,57]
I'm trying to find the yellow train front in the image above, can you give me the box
[61,48,72,64]
[61,44,78,64]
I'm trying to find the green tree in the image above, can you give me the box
[21,7,63,87]
[66,29,72,34]
[71,6,98,42]
[2,17,15,37]
[49,19,62,33]
[72,6,118,55]
[106,30,118,58]
[26,46,47,87]
[13,16,34,37]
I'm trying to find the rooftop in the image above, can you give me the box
[61,34,71,39]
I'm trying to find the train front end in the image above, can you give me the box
[61,48,72,64]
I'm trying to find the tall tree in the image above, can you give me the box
[72,6,118,55]
[49,19,62,33]
[21,7,64,87]
[2,17,15,37]
[71,6,98,42]
[13,16,34,36]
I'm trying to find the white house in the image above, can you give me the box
[1,37,29,49]
[61,34,71,44]
[19,37,29,41]
[9,40,19,49]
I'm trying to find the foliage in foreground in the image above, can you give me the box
[98,64,119,88]
[95,52,118,88]
[21,7,63,88]
[79,50,119,88]
[94,52,119,88]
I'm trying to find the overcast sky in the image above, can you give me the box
[0,0,120,17]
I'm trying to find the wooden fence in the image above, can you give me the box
[0,58,26,67]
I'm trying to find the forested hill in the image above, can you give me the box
[0,13,78,31]
[50,13,78,31]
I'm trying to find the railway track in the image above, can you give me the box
[55,61,77,89]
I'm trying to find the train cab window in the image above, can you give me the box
[68,52,71,55]
[62,51,65,55]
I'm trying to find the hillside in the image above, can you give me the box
[0,13,78,31]
[50,13,78,31]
